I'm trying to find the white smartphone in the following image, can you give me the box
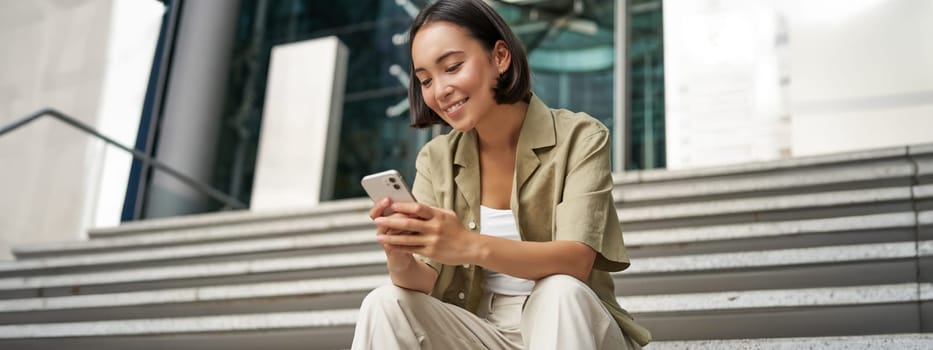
[361,170,416,215]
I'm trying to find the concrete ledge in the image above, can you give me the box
[0,251,387,291]
[13,213,371,257]
[914,157,933,177]
[920,211,933,226]
[618,187,912,222]
[913,184,933,200]
[624,283,928,313]
[614,160,914,202]
[614,146,908,184]
[920,241,933,257]
[0,283,928,339]
[0,230,374,273]
[624,241,920,274]
[0,309,360,339]
[624,212,916,246]
[649,334,933,350]
[88,198,372,237]
[2,211,912,275]
[909,143,933,156]
[0,240,927,295]
[0,275,391,313]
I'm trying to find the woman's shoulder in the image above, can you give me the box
[549,107,609,141]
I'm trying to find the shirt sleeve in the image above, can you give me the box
[411,145,443,273]
[554,128,630,272]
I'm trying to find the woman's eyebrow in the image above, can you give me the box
[414,50,465,73]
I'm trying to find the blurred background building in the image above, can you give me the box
[2,0,931,257]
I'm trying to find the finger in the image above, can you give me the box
[376,225,390,236]
[386,229,413,235]
[374,216,428,233]
[391,202,435,220]
[377,233,425,247]
[385,245,420,255]
[368,198,392,219]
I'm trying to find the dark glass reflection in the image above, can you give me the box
[627,0,666,170]
[215,0,638,204]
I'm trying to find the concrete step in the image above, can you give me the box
[619,185,921,223]
[0,240,925,298]
[615,143,932,188]
[12,212,372,259]
[11,183,928,261]
[14,150,933,259]
[0,240,927,299]
[0,283,927,345]
[0,211,921,277]
[615,157,915,203]
[648,334,933,350]
[86,198,372,239]
[621,185,931,231]
[0,253,927,321]
[0,230,377,276]
[615,146,909,184]
[0,241,927,316]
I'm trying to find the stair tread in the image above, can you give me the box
[647,333,933,350]
[0,267,928,315]
[2,211,923,274]
[0,241,928,294]
[0,283,929,339]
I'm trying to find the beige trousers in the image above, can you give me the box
[351,274,641,350]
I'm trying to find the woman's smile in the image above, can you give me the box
[443,97,469,118]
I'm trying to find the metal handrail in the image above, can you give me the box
[0,108,247,210]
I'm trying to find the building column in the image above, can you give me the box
[143,0,240,218]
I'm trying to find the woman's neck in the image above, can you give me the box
[474,101,529,151]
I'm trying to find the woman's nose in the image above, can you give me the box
[435,78,454,101]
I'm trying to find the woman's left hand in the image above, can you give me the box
[373,202,479,266]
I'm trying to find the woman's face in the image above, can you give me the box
[411,21,507,132]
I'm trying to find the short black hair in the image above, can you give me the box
[407,0,532,128]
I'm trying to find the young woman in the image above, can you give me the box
[352,1,650,349]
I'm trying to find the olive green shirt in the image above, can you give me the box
[410,95,652,346]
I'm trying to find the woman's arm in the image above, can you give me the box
[374,203,596,282]
[385,253,438,294]
[475,236,596,281]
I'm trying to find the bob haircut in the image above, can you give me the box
[408,0,532,128]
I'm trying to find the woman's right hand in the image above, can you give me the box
[369,198,417,266]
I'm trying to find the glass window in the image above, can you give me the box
[213,0,657,204]
[627,0,666,170]
[493,0,617,167]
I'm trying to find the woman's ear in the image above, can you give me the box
[493,40,512,74]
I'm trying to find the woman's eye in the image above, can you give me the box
[445,63,463,73]
[419,79,432,87]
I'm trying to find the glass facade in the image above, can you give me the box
[210,0,663,206]
[627,0,666,170]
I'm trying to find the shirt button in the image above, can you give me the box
[462,264,470,268]
[468,222,476,230]
[458,292,465,300]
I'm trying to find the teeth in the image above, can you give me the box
[445,99,466,113]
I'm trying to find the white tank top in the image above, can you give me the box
[480,205,536,295]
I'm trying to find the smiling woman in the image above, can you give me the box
[349,1,651,349]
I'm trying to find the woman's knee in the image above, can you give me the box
[535,274,588,293]
[531,274,593,303]
[360,285,429,312]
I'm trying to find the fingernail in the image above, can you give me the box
[374,217,385,224]
[376,235,386,242]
